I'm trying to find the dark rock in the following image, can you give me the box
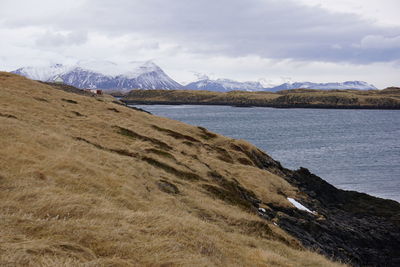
[223,148,400,266]
[157,180,180,194]
[272,166,400,266]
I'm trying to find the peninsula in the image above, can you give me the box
[122,88,400,109]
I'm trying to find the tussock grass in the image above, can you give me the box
[107,107,120,113]
[115,125,173,150]
[0,112,17,119]
[145,148,177,160]
[142,157,202,181]
[197,126,218,140]
[152,125,201,143]
[157,179,180,194]
[61,98,78,104]
[0,72,346,266]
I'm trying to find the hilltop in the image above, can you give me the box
[1,72,399,266]
[122,88,400,109]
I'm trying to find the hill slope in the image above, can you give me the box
[1,73,399,266]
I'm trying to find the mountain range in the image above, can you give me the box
[267,81,377,92]
[185,78,265,92]
[12,61,182,91]
[12,61,377,91]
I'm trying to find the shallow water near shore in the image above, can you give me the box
[133,104,400,202]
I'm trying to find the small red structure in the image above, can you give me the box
[84,89,103,95]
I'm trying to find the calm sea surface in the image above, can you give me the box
[134,105,400,202]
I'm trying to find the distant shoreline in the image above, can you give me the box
[123,100,400,110]
[121,88,400,110]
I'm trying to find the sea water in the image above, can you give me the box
[133,105,400,202]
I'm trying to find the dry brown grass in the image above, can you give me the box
[0,72,346,266]
[123,88,400,108]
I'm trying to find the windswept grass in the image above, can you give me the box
[0,72,346,266]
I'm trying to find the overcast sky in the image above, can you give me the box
[0,0,399,88]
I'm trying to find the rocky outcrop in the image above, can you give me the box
[203,144,400,266]
[251,151,400,267]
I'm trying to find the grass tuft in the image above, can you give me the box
[61,98,78,104]
[145,148,176,160]
[107,107,120,113]
[198,126,218,140]
[143,156,201,181]
[152,125,200,143]
[157,179,180,194]
[115,126,172,150]
[0,113,17,119]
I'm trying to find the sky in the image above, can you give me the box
[0,0,399,88]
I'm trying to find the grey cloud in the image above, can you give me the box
[361,35,400,49]
[35,30,88,47]
[5,0,400,63]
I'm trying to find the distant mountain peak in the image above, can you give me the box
[12,62,377,92]
[266,81,377,92]
[12,61,182,90]
[185,78,264,92]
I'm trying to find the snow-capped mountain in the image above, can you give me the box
[184,78,376,92]
[267,81,377,92]
[185,78,265,92]
[12,62,377,92]
[12,61,183,90]
[12,64,73,81]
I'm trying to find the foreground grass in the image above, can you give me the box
[0,72,345,266]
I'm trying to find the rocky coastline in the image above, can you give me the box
[223,146,400,266]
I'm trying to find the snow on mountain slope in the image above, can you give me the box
[12,62,377,92]
[185,78,376,92]
[185,78,265,92]
[267,81,377,92]
[13,64,72,81]
[12,61,182,90]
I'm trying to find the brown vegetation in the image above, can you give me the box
[122,88,400,109]
[0,72,346,266]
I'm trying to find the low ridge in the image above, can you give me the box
[122,89,400,109]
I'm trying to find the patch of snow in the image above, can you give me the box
[267,81,376,91]
[13,64,73,81]
[186,78,265,91]
[12,60,182,90]
[77,60,120,76]
[287,197,315,214]
[121,61,161,79]
[258,208,266,213]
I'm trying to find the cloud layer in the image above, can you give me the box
[0,0,399,87]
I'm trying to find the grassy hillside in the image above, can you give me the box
[0,72,345,266]
[122,88,400,109]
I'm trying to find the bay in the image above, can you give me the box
[133,105,400,202]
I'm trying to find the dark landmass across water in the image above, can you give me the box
[121,88,400,109]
